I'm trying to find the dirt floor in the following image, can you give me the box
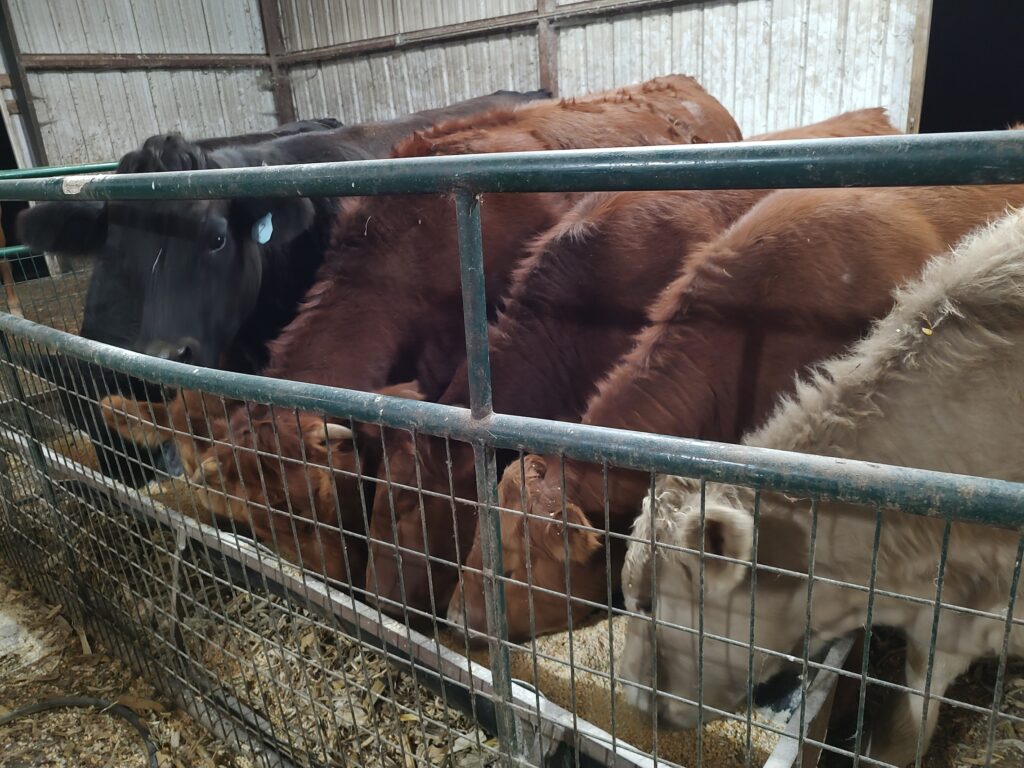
[0,558,253,768]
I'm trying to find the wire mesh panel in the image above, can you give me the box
[0,134,1023,768]
[0,335,512,767]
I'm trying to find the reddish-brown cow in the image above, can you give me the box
[448,180,1024,640]
[365,109,901,620]
[195,76,741,588]
[261,75,740,396]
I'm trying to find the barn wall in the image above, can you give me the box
[5,0,275,165]
[555,0,926,136]
[27,69,276,165]
[284,0,930,136]
[290,32,540,125]
[0,35,33,168]
[7,0,265,54]
[277,0,537,48]
[1,0,931,167]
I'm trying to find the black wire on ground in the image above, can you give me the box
[0,695,159,767]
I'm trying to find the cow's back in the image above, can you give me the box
[266,75,742,397]
[318,89,551,159]
[405,75,741,158]
[748,107,898,141]
[629,184,1022,438]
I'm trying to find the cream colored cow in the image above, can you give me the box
[619,208,1024,766]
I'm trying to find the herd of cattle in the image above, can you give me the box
[15,74,1024,763]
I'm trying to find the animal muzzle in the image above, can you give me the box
[143,337,202,365]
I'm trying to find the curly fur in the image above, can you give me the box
[750,207,1024,458]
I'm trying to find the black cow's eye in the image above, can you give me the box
[209,233,226,252]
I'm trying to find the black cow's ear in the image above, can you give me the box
[234,197,315,247]
[17,201,107,256]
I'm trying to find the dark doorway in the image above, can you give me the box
[919,0,1024,133]
[0,116,47,280]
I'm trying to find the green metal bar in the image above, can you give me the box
[0,132,1020,202]
[453,189,519,761]
[2,310,1022,530]
[913,520,952,768]
[983,533,1024,764]
[0,162,116,180]
[851,507,884,767]
[455,190,493,418]
[0,245,31,259]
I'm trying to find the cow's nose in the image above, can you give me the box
[144,339,198,364]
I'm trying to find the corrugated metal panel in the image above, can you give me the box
[278,0,398,51]
[8,0,265,54]
[4,0,930,166]
[291,32,539,124]
[394,0,535,33]
[556,0,925,134]
[29,69,276,164]
[277,0,536,51]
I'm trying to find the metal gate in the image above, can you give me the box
[0,133,1023,768]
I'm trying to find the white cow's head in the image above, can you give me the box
[618,478,813,727]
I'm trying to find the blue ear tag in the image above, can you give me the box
[252,212,273,244]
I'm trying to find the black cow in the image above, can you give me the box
[17,118,347,487]
[17,90,549,486]
[194,117,344,149]
[20,89,549,372]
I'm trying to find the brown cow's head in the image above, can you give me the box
[191,407,368,587]
[618,478,808,729]
[447,455,604,641]
[165,388,233,479]
[352,383,479,623]
[366,430,480,623]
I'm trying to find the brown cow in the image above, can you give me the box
[100,389,225,476]
[260,74,740,396]
[618,208,1024,764]
[191,75,742,588]
[447,180,1024,640]
[363,109,902,620]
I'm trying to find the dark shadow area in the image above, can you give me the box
[919,0,1024,133]
[0,113,47,281]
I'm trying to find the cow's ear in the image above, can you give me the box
[234,197,315,247]
[17,201,107,256]
[680,504,753,593]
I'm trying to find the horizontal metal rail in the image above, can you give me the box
[3,310,1022,528]
[3,131,1024,768]
[0,132,1020,202]
[0,161,116,180]
[0,245,30,259]
[0,419,657,768]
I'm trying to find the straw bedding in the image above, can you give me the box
[3,434,1023,766]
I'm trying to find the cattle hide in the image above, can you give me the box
[457,173,1024,640]
[619,206,1024,765]
[220,74,741,601]
[376,108,903,622]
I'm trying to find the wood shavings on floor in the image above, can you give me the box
[0,559,253,768]
[922,658,1024,767]
[9,431,1024,767]
[442,615,778,767]
[0,465,497,768]
[186,590,499,768]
